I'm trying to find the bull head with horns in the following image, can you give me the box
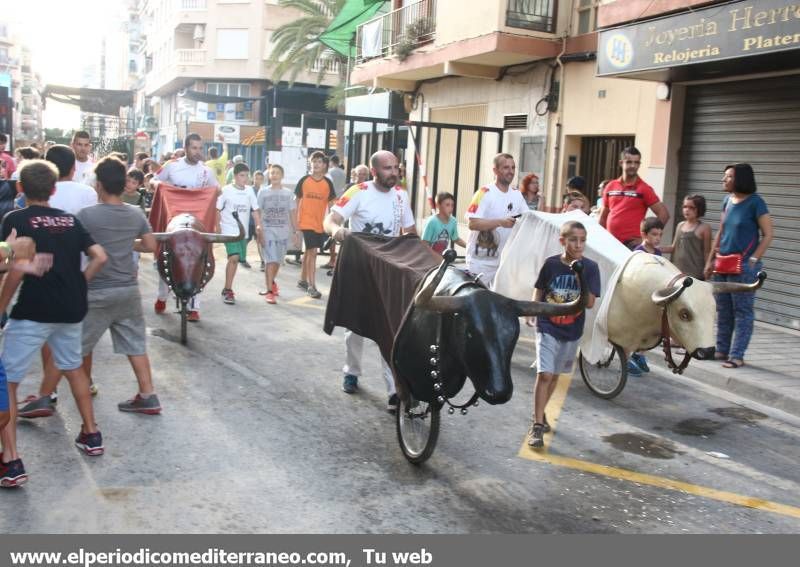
[608,252,767,360]
[152,212,244,300]
[393,250,590,406]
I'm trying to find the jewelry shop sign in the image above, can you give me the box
[597,0,800,76]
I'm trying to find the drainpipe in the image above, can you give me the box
[548,0,577,210]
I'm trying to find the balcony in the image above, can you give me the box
[356,0,437,64]
[173,0,208,29]
[176,48,206,65]
[352,0,562,90]
[506,0,556,33]
[309,57,341,75]
[145,48,206,95]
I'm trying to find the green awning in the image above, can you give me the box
[319,0,385,58]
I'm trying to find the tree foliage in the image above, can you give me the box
[269,0,348,87]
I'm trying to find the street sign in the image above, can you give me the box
[214,123,240,144]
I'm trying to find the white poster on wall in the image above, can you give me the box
[274,146,309,188]
[224,103,237,122]
[306,128,327,149]
[214,123,241,144]
[282,127,303,148]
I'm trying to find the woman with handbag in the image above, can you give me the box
[704,163,773,369]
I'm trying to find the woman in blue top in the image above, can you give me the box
[704,163,773,369]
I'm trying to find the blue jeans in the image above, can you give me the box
[714,260,761,361]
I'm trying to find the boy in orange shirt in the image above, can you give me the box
[294,151,336,299]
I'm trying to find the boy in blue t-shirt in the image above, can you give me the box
[633,217,664,256]
[421,192,466,255]
[529,221,601,449]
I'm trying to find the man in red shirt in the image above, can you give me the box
[598,146,669,249]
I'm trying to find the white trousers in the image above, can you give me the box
[157,279,201,310]
[343,330,395,394]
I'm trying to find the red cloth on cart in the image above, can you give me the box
[148,184,218,232]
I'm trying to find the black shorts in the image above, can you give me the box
[302,230,327,249]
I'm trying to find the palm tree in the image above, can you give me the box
[269,0,348,89]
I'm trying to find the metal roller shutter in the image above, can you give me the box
[677,74,800,330]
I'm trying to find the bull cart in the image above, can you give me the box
[494,211,767,402]
[322,233,589,465]
[149,184,243,345]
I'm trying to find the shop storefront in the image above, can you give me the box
[597,0,800,330]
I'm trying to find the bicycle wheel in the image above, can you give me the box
[396,393,440,465]
[579,344,628,399]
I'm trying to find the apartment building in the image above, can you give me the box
[0,23,43,147]
[139,0,339,156]
[350,0,648,225]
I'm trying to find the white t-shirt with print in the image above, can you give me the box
[73,159,95,187]
[156,157,219,189]
[217,185,259,238]
[49,180,98,215]
[464,183,528,280]
[331,181,414,236]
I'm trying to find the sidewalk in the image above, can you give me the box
[649,321,800,418]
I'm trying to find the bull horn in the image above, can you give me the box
[710,271,767,294]
[200,211,246,243]
[652,277,693,307]
[512,260,589,317]
[414,249,457,308]
[151,232,172,241]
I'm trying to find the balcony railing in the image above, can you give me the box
[506,0,556,33]
[176,48,206,65]
[309,57,340,74]
[178,0,207,9]
[356,0,436,64]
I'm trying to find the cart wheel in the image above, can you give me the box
[579,344,628,399]
[180,300,188,346]
[396,393,440,465]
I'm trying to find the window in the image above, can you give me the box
[576,0,599,35]
[215,28,249,59]
[206,82,251,97]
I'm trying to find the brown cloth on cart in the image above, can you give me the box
[323,233,439,364]
[148,184,218,232]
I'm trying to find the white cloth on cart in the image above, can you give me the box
[493,210,633,364]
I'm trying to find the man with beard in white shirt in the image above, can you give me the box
[71,131,95,188]
[151,133,219,322]
[323,150,416,413]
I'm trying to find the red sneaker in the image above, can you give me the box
[271,281,279,296]
[154,299,167,314]
[187,310,200,322]
[264,291,277,304]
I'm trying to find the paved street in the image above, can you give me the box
[2,246,800,533]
